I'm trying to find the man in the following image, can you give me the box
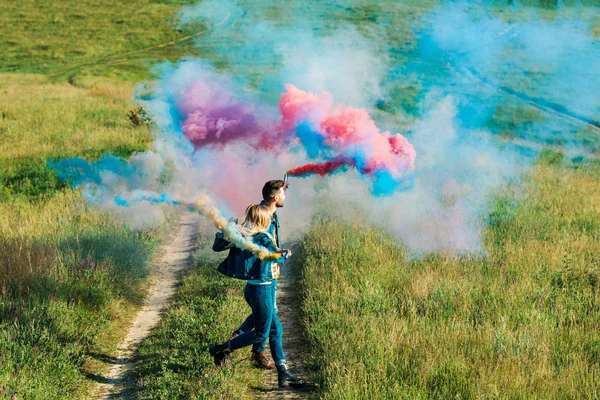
[232,179,286,369]
[216,180,287,369]
[209,201,305,388]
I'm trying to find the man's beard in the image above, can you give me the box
[276,201,284,208]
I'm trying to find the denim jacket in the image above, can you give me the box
[217,232,286,282]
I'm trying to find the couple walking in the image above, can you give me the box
[209,179,305,389]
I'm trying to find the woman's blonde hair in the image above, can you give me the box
[239,204,271,236]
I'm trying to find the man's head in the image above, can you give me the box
[262,179,287,208]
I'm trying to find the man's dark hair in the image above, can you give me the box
[262,180,286,201]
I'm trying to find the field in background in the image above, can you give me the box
[0,0,599,398]
[0,74,153,202]
[0,0,196,397]
[0,0,202,81]
[299,159,600,399]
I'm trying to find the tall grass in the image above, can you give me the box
[0,73,159,399]
[299,160,600,399]
[0,189,166,398]
[0,0,191,395]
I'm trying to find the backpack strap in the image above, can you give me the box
[273,212,280,247]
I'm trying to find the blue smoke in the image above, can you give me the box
[49,155,142,187]
[49,155,179,209]
[296,123,327,159]
[114,192,181,207]
[397,2,600,154]
[49,0,600,251]
[371,170,415,197]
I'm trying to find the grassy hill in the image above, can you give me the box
[300,160,600,398]
[0,0,200,80]
[0,0,196,397]
[0,0,599,398]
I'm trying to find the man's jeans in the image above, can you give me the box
[235,280,277,353]
[228,283,285,365]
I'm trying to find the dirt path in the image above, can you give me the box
[93,213,200,399]
[50,5,237,80]
[256,254,311,400]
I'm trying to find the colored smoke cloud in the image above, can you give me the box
[408,2,600,150]
[279,84,416,195]
[51,0,599,255]
[179,79,282,151]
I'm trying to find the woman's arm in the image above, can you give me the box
[212,232,233,252]
[256,233,290,263]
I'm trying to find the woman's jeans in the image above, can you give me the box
[235,280,277,353]
[227,283,285,366]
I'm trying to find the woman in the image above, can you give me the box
[209,205,305,389]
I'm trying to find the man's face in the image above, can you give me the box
[274,188,286,208]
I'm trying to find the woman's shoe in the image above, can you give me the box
[208,344,230,367]
[276,362,305,388]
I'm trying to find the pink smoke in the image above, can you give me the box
[279,84,416,178]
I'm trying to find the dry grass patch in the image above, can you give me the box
[0,74,151,163]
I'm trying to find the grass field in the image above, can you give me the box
[0,0,196,397]
[1,0,599,398]
[0,75,160,396]
[132,228,265,399]
[0,0,201,81]
[298,159,600,399]
[0,188,168,398]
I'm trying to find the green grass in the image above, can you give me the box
[0,190,167,398]
[1,0,599,398]
[0,1,183,396]
[0,74,155,202]
[298,161,600,399]
[0,0,200,81]
[0,70,161,398]
[133,230,265,399]
[0,74,153,166]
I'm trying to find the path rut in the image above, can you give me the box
[256,253,311,400]
[93,213,200,399]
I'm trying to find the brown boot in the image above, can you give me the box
[251,350,275,369]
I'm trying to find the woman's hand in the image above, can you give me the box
[276,249,292,258]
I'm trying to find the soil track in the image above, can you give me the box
[93,213,200,399]
[255,251,312,400]
[50,7,236,80]
[461,66,600,133]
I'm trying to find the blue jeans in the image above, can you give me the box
[227,283,285,366]
[235,280,277,352]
